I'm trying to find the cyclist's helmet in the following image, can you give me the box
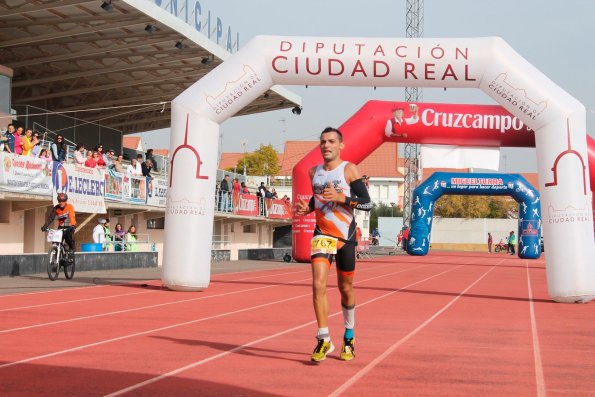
[57,193,68,203]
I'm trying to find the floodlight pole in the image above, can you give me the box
[403,0,424,229]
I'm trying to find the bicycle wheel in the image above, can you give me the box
[47,246,60,281]
[63,251,75,279]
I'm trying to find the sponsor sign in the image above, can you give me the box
[104,171,124,201]
[147,177,168,207]
[0,153,52,195]
[233,193,259,216]
[52,164,106,214]
[127,174,147,204]
[266,198,292,219]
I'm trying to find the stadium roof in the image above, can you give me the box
[0,0,300,133]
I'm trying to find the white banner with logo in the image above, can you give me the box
[0,152,53,195]
[421,145,500,170]
[52,163,106,214]
[146,177,167,207]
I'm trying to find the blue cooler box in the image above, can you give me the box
[81,243,103,252]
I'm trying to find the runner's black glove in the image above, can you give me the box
[41,225,48,232]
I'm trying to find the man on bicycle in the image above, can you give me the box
[41,193,77,253]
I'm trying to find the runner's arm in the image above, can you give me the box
[41,207,57,231]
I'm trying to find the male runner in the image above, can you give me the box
[295,127,372,362]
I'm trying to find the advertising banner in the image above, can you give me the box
[52,163,106,214]
[233,193,259,216]
[266,198,292,219]
[104,170,124,201]
[127,174,147,204]
[0,152,53,195]
[146,177,167,207]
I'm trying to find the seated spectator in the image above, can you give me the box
[84,151,97,168]
[21,129,38,156]
[38,148,52,162]
[127,158,142,175]
[73,144,86,166]
[241,182,249,194]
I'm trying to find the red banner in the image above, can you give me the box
[266,198,292,219]
[233,193,259,216]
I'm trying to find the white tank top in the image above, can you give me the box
[312,161,354,241]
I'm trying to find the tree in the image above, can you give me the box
[370,202,403,231]
[233,144,280,176]
[433,195,514,218]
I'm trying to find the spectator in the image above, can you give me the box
[257,182,267,198]
[102,219,112,251]
[96,144,106,163]
[125,225,139,252]
[112,154,125,173]
[397,230,403,248]
[218,174,230,211]
[232,178,241,194]
[104,149,115,169]
[127,158,142,175]
[113,223,125,252]
[141,159,153,178]
[508,231,517,255]
[136,153,144,164]
[355,224,362,244]
[73,144,86,166]
[271,188,278,199]
[402,227,410,251]
[38,148,52,162]
[31,132,42,157]
[50,135,66,162]
[146,149,158,171]
[95,146,106,167]
[487,232,493,253]
[13,126,23,156]
[84,151,97,168]
[21,129,38,156]
[240,182,249,194]
[92,218,107,245]
[1,124,15,152]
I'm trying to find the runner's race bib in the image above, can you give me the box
[311,235,338,255]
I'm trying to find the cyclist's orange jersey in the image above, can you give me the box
[52,204,77,227]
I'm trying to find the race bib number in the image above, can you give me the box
[311,235,338,255]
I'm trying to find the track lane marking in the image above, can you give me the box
[526,261,547,397]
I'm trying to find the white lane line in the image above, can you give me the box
[328,259,504,397]
[0,261,393,334]
[526,261,547,397]
[0,262,435,370]
[103,264,465,397]
[0,290,155,313]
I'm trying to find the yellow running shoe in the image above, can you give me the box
[340,338,355,361]
[311,338,334,362]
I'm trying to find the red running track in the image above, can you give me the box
[1,252,594,396]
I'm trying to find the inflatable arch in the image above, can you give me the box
[407,172,541,258]
[163,35,594,303]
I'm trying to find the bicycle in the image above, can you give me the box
[46,228,75,281]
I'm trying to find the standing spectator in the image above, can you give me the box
[104,149,115,169]
[3,124,16,153]
[50,135,66,162]
[508,231,517,255]
[112,154,125,173]
[355,224,362,244]
[487,232,493,253]
[232,178,241,194]
[146,149,158,171]
[92,218,107,245]
[141,159,153,180]
[85,151,98,168]
[271,188,279,199]
[113,223,125,252]
[232,177,241,210]
[73,144,86,166]
[38,148,52,162]
[127,158,142,175]
[397,230,403,248]
[219,175,230,211]
[13,126,24,155]
[125,225,139,252]
[136,153,144,164]
[31,132,42,157]
[102,219,112,251]
[240,182,249,194]
[21,129,38,156]
[371,227,381,245]
[402,226,410,251]
[95,146,106,167]
[96,144,106,163]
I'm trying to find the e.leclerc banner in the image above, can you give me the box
[0,152,53,195]
[52,163,106,213]
[266,198,292,219]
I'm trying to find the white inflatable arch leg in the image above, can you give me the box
[162,36,594,302]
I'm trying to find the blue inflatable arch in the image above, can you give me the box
[407,172,541,259]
